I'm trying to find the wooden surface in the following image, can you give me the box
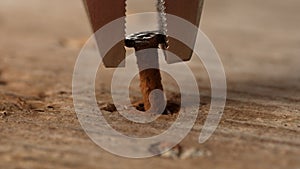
[0,0,299,169]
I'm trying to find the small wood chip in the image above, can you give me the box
[101,103,117,112]
[149,141,212,159]
[0,111,8,118]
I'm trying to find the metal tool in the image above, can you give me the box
[84,0,204,112]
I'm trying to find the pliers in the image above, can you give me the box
[83,0,204,68]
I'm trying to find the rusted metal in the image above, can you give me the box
[125,31,167,112]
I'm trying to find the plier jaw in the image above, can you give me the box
[84,0,204,68]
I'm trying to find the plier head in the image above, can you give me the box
[84,0,204,68]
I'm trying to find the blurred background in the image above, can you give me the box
[0,0,299,169]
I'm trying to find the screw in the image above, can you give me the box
[125,31,167,113]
